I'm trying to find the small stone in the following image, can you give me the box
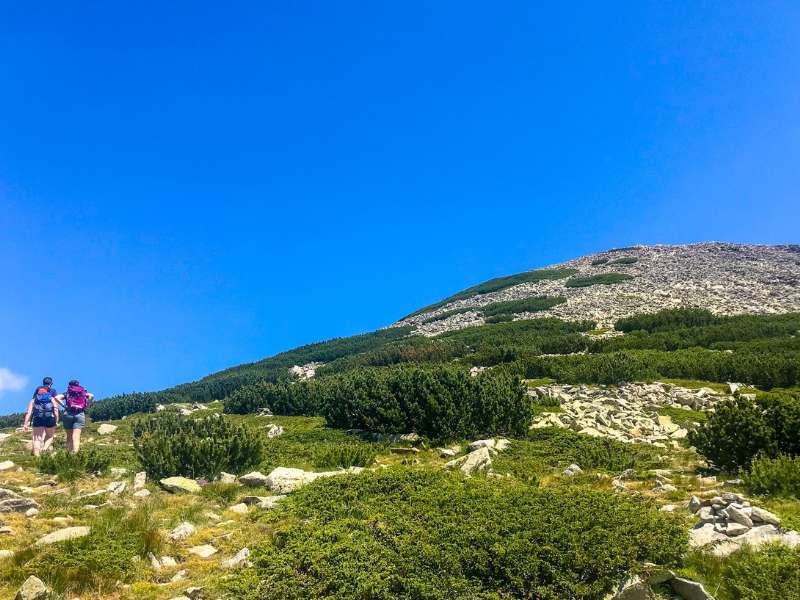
[15,575,50,600]
[390,447,419,455]
[660,504,677,512]
[0,549,14,560]
[160,477,201,494]
[97,424,118,435]
[688,496,701,514]
[221,547,251,569]
[133,489,151,498]
[238,471,269,486]
[133,471,147,490]
[188,544,217,559]
[169,522,196,541]
[438,448,456,458]
[228,503,248,515]
[170,569,188,582]
[610,573,655,599]
[35,526,91,546]
[0,526,13,534]
[107,481,126,496]
[266,424,284,438]
[218,472,237,484]
[0,461,15,471]
[160,555,178,567]
[25,508,39,517]
[184,587,205,600]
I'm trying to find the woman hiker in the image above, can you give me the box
[54,380,94,453]
[22,377,59,456]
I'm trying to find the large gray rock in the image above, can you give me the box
[35,526,90,546]
[0,460,15,471]
[689,523,727,547]
[670,577,716,600]
[610,574,655,599]
[96,424,117,435]
[160,477,201,494]
[264,467,307,493]
[726,505,753,528]
[241,495,286,509]
[444,447,492,476]
[750,506,780,525]
[15,576,49,600]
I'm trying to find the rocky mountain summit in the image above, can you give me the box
[397,243,800,335]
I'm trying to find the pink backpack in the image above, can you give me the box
[66,384,89,413]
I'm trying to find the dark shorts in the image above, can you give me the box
[62,412,86,430]
[32,415,56,428]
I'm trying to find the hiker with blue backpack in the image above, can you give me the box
[22,377,59,456]
[53,380,94,453]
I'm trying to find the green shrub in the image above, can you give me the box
[745,455,800,497]
[224,380,321,416]
[36,448,111,482]
[524,348,800,389]
[312,443,376,469]
[2,504,162,595]
[688,394,800,471]
[0,412,24,429]
[223,468,687,600]
[682,544,800,600]
[320,364,530,443]
[565,273,634,288]
[133,413,266,480]
[590,257,609,265]
[480,295,566,318]
[406,268,578,317]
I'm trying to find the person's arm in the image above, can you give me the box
[22,399,34,430]
[53,400,59,423]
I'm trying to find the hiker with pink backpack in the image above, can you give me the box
[53,380,94,453]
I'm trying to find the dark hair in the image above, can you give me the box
[43,377,53,386]
[69,380,80,387]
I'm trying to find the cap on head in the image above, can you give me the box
[43,377,53,386]
[69,380,80,387]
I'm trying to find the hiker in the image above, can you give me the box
[22,377,59,456]
[54,380,94,453]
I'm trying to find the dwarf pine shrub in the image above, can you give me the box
[37,447,111,482]
[223,468,687,600]
[689,393,800,471]
[745,455,800,497]
[133,413,266,480]
[319,364,529,443]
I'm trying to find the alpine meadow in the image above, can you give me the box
[2,242,800,600]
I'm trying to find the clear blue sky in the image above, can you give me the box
[2,2,799,412]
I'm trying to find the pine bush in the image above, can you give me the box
[133,413,266,480]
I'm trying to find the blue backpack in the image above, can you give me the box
[33,387,55,419]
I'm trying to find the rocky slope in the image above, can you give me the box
[396,243,800,335]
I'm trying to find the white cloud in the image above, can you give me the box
[0,368,27,395]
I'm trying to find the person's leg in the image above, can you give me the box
[31,426,45,456]
[72,427,82,453]
[41,426,56,452]
[64,428,74,453]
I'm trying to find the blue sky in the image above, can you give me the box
[1,2,799,412]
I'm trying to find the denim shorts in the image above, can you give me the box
[32,415,56,428]
[62,411,86,430]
